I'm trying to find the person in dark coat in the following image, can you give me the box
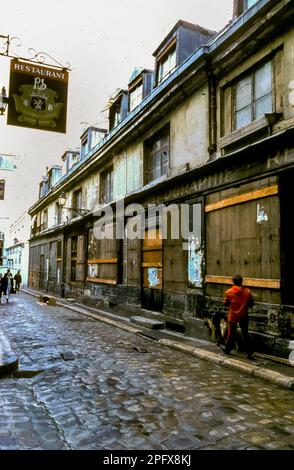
[1,270,13,303]
[14,270,22,293]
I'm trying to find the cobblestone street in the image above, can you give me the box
[0,293,293,450]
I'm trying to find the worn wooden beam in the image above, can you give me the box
[86,277,117,285]
[205,185,279,213]
[87,258,118,264]
[142,262,163,268]
[205,275,280,289]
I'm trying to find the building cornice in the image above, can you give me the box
[28,0,293,217]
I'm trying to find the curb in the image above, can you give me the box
[22,288,294,391]
[0,329,19,378]
[158,339,294,390]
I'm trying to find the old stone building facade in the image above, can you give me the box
[28,0,294,357]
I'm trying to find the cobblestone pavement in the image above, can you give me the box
[0,293,293,450]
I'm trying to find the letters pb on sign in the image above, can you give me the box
[7,59,69,133]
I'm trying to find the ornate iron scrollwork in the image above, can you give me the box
[0,34,70,70]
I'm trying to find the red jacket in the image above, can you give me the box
[224,285,253,322]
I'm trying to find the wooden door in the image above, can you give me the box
[141,227,163,311]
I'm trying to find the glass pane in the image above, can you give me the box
[169,48,176,72]
[154,153,161,180]
[236,76,252,111]
[246,0,258,8]
[255,62,272,99]
[255,94,272,119]
[236,106,252,129]
[161,158,168,176]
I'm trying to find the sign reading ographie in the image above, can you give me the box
[7,59,68,133]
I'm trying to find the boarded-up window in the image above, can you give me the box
[87,227,118,285]
[123,218,141,287]
[163,207,186,292]
[205,178,280,303]
[66,238,71,283]
[142,228,163,290]
[76,235,85,281]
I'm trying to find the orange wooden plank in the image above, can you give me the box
[87,258,118,264]
[205,185,279,213]
[205,275,280,289]
[86,277,117,285]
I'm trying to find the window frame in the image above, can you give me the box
[129,81,143,112]
[233,60,273,131]
[100,166,114,205]
[144,127,170,185]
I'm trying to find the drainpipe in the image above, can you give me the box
[207,71,217,159]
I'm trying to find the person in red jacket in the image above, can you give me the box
[222,274,255,360]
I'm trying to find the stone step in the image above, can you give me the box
[132,308,165,322]
[130,316,165,330]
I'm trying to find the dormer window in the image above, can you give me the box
[157,41,177,85]
[153,21,215,87]
[108,90,129,131]
[129,81,143,111]
[81,136,89,158]
[128,69,154,113]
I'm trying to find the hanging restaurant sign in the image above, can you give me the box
[7,59,68,133]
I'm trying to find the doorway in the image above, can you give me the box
[141,227,163,311]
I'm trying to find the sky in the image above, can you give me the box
[0,0,233,233]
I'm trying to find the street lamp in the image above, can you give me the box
[58,192,90,216]
[0,86,9,115]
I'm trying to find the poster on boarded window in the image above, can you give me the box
[7,59,69,133]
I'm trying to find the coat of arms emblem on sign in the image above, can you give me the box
[12,77,63,128]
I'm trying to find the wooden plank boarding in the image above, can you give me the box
[205,185,279,213]
[205,275,280,289]
[88,258,118,264]
[86,278,117,285]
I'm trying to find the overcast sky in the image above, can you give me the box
[0,0,233,231]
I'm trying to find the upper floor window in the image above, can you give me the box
[42,209,48,230]
[129,82,143,112]
[55,202,62,226]
[157,46,176,84]
[145,130,169,184]
[100,166,113,205]
[235,61,272,130]
[72,188,82,218]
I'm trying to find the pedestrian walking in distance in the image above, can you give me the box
[222,275,255,360]
[1,269,13,303]
[14,270,22,293]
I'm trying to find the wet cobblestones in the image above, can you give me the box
[0,293,293,450]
